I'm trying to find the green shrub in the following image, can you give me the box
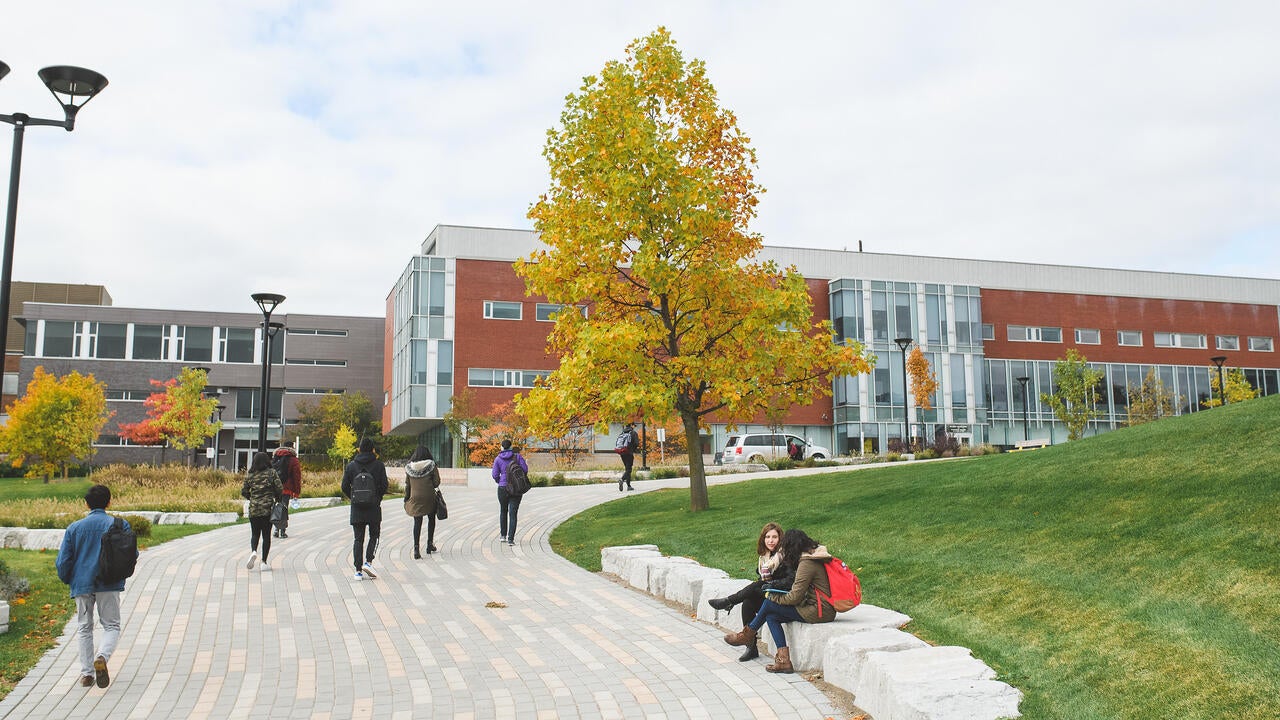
[650,467,681,479]
[765,458,796,471]
[885,452,903,462]
[915,448,939,460]
[549,473,567,487]
[118,514,152,537]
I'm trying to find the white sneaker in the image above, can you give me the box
[353,571,364,581]
[361,561,378,579]
[246,551,258,569]
[261,559,271,572]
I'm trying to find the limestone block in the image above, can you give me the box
[0,600,8,634]
[858,646,1020,720]
[665,564,729,607]
[822,628,929,694]
[0,529,26,549]
[626,555,669,591]
[842,603,913,631]
[117,511,162,523]
[22,529,65,550]
[646,556,701,597]
[759,604,913,673]
[696,577,754,629]
[600,545,660,575]
[157,512,239,525]
[294,497,343,508]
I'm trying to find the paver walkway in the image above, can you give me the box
[0,469,855,719]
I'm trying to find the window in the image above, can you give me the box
[220,328,255,363]
[1075,328,1100,345]
[95,323,127,359]
[1154,332,1206,349]
[285,359,347,367]
[132,324,164,359]
[467,368,549,388]
[437,341,453,385]
[1007,325,1062,343]
[981,323,995,341]
[535,303,586,322]
[285,388,345,395]
[483,301,522,320]
[288,328,348,336]
[105,389,150,401]
[42,321,75,357]
[1249,336,1274,352]
[1215,335,1239,351]
[1117,330,1142,347]
[183,326,214,362]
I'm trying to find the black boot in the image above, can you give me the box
[738,644,759,662]
[414,546,422,559]
[708,597,736,611]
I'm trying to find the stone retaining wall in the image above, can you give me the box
[602,545,1022,720]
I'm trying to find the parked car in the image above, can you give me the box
[721,433,830,464]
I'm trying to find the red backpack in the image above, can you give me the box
[816,556,862,618]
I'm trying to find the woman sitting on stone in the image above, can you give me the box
[722,528,836,673]
[707,522,792,661]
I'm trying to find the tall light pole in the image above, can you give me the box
[0,63,108,393]
[214,404,226,470]
[1210,356,1227,407]
[894,337,912,451]
[1015,376,1030,442]
[252,293,285,451]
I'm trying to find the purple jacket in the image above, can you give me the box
[491,449,528,487]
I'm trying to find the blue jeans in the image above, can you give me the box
[748,598,804,648]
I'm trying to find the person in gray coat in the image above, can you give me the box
[403,445,441,558]
[341,438,389,580]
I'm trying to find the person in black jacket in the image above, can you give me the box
[341,438,389,580]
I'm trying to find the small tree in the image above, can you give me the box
[1041,349,1104,441]
[1126,368,1180,425]
[469,400,535,468]
[1203,366,1259,408]
[328,424,358,467]
[0,367,113,480]
[905,347,938,412]
[443,388,491,468]
[119,368,220,465]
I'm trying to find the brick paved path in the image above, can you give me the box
[0,475,846,719]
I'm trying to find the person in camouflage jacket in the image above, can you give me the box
[240,451,282,571]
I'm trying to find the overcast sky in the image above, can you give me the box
[2,2,1276,317]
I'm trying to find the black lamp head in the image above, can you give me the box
[252,292,286,317]
[0,61,10,82]
[37,65,109,129]
[894,337,913,351]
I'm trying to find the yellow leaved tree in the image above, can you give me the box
[0,367,113,480]
[517,28,872,511]
[906,347,938,412]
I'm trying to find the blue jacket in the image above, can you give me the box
[56,509,132,598]
[491,449,528,487]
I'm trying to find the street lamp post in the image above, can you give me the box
[0,63,108,381]
[1015,376,1030,442]
[252,293,285,451]
[894,337,913,451]
[1210,356,1228,407]
[213,404,225,470]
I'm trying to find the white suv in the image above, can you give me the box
[721,433,830,464]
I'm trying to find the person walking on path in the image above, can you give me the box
[341,438,389,580]
[617,422,639,491]
[403,445,441,558]
[55,484,137,689]
[491,439,528,546]
[707,522,791,661]
[272,441,303,538]
[242,451,283,571]
[722,528,836,674]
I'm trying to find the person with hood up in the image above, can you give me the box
[403,445,441,558]
[490,439,528,546]
[341,438,389,580]
[271,441,302,538]
[722,528,836,674]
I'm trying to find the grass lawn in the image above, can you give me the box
[552,394,1280,720]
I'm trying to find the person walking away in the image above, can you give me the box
[403,445,441,558]
[707,522,791,661]
[272,441,303,538]
[242,451,283,571]
[722,528,836,673]
[56,484,137,689]
[616,422,639,491]
[342,438,389,579]
[491,439,528,546]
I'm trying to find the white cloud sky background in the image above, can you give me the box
[1,1,1276,317]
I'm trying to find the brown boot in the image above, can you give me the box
[723,626,757,647]
[766,646,793,673]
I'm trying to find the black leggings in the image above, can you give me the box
[412,515,436,549]
[726,580,767,625]
[352,522,380,571]
[249,516,272,561]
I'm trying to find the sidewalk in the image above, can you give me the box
[0,469,855,719]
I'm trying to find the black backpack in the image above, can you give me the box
[349,462,377,507]
[97,517,138,585]
[506,455,531,496]
[271,452,287,478]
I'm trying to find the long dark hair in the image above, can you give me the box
[250,451,272,473]
[778,529,819,570]
[756,522,784,556]
[409,445,433,463]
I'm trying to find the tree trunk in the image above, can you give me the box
[683,411,708,511]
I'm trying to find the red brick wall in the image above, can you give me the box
[981,289,1280,368]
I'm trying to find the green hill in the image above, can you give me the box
[553,393,1280,719]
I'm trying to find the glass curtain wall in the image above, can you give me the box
[390,256,454,430]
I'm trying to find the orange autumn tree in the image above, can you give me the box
[119,367,221,465]
[517,28,872,511]
[906,347,939,411]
